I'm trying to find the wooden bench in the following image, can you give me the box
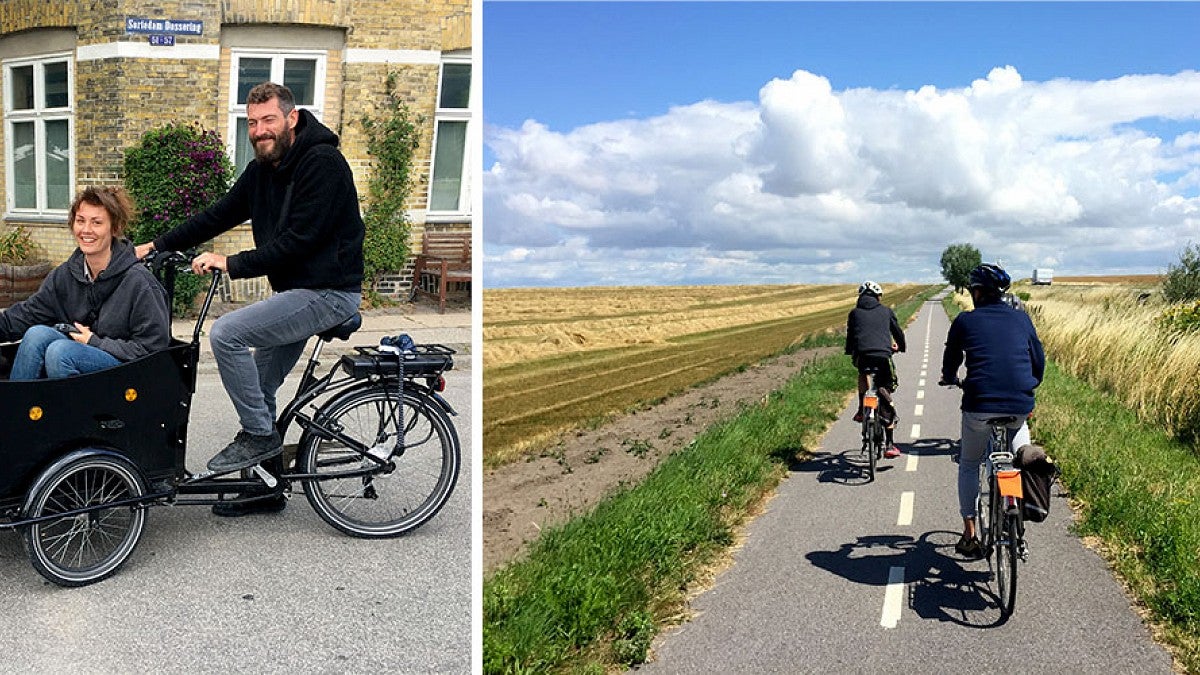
[410,230,471,313]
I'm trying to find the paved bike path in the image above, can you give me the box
[641,298,1172,673]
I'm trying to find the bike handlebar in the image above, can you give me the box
[143,248,200,272]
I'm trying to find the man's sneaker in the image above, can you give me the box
[212,493,287,517]
[207,430,283,473]
[955,535,983,559]
[884,445,901,459]
[852,411,864,423]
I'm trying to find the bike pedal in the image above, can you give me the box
[251,464,279,489]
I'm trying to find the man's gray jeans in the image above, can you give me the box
[209,288,361,437]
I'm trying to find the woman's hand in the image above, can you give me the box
[72,322,92,344]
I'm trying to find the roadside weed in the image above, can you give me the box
[1035,361,1200,670]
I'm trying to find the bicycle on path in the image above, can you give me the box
[0,251,461,586]
[975,414,1028,617]
[858,366,894,482]
[939,380,1028,618]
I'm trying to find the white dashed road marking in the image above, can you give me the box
[881,566,906,629]
[898,491,915,526]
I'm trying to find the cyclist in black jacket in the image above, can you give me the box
[845,281,907,458]
[136,82,364,517]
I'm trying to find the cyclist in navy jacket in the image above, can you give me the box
[846,281,906,458]
[940,263,1045,557]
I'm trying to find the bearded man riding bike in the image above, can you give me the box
[846,281,906,459]
[939,263,1045,558]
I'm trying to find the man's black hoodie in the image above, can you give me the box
[154,109,365,292]
[844,293,906,358]
[0,238,171,361]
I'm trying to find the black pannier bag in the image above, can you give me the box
[1015,444,1059,523]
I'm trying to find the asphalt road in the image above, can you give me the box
[641,297,1174,673]
[0,359,471,673]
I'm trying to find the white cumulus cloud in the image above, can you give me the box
[485,67,1200,287]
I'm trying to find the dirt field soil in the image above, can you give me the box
[483,346,840,573]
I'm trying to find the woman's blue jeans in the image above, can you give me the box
[10,324,121,380]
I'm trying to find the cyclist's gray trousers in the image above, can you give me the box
[210,288,361,437]
[958,412,1031,519]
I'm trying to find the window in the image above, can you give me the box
[227,51,325,170]
[4,54,73,214]
[428,57,472,218]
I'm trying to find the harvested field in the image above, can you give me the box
[484,283,931,466]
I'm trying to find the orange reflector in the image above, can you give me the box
[863,394,879,409]
[29,406,43,421]
[997,469,1024,499]
[125,388,138,402]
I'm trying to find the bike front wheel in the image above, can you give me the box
[976,469,994,555]
[22,454,147,587]
[299,386,460,538]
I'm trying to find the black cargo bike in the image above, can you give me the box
[0,252,461,586]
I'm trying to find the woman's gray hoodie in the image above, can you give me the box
[0,238,170,362]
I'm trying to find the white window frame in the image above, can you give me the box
[4,52,74,217]
[226,49,326,170]
[426,54,473,222]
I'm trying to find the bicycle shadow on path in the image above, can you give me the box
[785,436,959,486]
[806,531,1010,628]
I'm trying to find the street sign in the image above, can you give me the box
[125,17,203,35]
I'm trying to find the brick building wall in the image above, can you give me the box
[0,0,472,306]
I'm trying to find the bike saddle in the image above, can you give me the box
[984,415,1020,425]
[318,313,362,342]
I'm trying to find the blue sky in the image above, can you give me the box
[483,2,1200,287]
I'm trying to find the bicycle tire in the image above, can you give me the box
[22,454,147,587]
[995,512,1020,617]
[864,410,877,481]
[299,385,460,538]
[976,468,993,555]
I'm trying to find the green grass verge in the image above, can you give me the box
[483,352,855,673]
[482,289,938,673]
[1034,361,1200,670]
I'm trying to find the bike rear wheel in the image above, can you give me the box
[22,454,147,587]
[995,512,1020,617]
[300,386,460,538]
[863,411,878,481]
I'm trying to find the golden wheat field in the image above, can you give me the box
[1021,281,1200,441]
[1049,274,1164,285]
[485,284,857,368]
[484,283,930,466]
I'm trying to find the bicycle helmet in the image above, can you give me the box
[858,280,883,297]
[967,263,1011,294]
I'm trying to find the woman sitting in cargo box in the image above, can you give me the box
[0,186,170,379]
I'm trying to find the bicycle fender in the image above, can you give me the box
[21,448,145,517]
[429,391,458,416]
